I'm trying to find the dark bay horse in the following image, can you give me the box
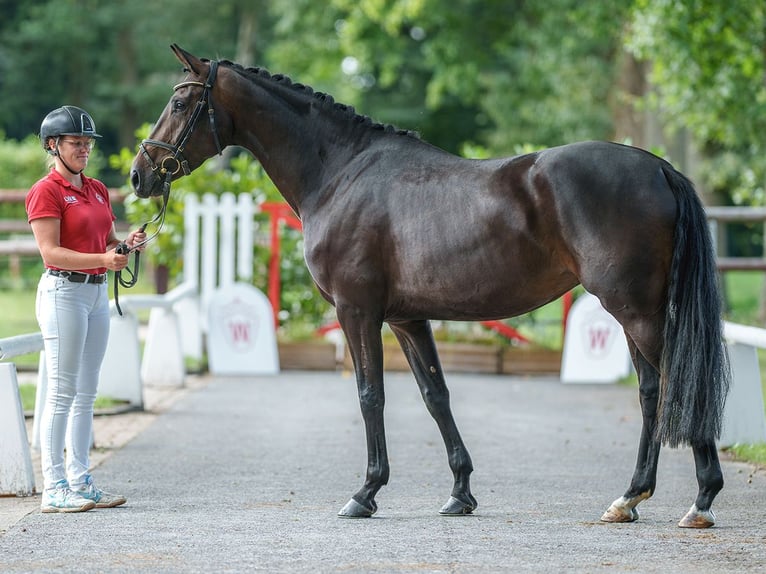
[130,45,730,528]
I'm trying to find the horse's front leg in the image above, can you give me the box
[336,307,388,518]
[678,441,723,528]
[390,320,477,515]
[602,347,661,523]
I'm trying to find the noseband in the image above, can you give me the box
[139,60,223,193]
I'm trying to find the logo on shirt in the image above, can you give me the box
[64,195,78,204]
[95,193,105,205]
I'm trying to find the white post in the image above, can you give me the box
[201,193,219,316]
[719,342,766,446]
[141,307,186,387]
[219,192,237,289]
[99,309,144,408]
[0,363,36,496]
[237,193,255,282]
[183,193,201,288]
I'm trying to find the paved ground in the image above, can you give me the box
[1,370,765,573]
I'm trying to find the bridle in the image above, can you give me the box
[115,60,223,315]
[138,59,223,197]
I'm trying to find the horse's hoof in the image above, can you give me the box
[338,497,376,518]
[600,498,639,523]
[439,495,477,516]
[678,504,715,528]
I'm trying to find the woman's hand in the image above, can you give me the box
[126,229,148,251]
[103,249,129,271]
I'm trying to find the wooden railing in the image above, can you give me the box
[706,206,766,271]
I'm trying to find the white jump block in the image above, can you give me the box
[0,363,36,496]
[174,295,203,361]
[141,307,186,387]
[560,292,631,384]
[719,342,766,446]
[100,310,144,407]
[207,283,279,376]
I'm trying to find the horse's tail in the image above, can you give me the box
[657,165,730,447]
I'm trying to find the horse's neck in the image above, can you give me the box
[229,81,363,214]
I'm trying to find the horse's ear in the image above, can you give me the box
[170,44,204,75]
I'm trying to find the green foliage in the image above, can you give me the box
[0,132,105,193]
[268,0,628,154]
[0,133,48,190]
[627,0,766,204]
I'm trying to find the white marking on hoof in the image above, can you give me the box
[601,496,639,523]
[678,504,715,528]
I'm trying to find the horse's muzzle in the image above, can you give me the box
[130,167,157,198]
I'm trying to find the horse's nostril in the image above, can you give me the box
[130,169,141,193]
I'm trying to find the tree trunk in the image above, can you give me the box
[117,28,139,152]
[610,49,648,149]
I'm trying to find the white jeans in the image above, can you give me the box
[36,273,110,491]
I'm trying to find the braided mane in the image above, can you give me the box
[216,59,419,139]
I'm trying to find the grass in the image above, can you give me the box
[0,287,39,369]
[17,383,126,413]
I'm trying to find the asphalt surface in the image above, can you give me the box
[1,370,765,573]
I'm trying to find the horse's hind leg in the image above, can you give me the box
[678,442,723,528]
[390,319,477,515]
[602,340,662,523]
[600,340,723,528]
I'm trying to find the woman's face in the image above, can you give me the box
[52,136,94,170]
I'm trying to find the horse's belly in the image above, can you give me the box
[387,263,577,321]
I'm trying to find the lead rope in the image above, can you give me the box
[113,174,171,316]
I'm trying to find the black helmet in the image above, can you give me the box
[39,105,101,151]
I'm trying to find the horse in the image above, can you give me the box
[130,45,730,528]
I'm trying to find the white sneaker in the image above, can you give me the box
[41,479,96,513]
[72,475,127,508]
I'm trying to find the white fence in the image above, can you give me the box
[721,322,766,445]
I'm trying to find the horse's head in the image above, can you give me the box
[130,44,230,198]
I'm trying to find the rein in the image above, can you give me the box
[113,184,170,316]
[117,60,223,315]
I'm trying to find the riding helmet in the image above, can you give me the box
[39,105,101,152]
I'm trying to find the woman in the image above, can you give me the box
[26,105,146,513]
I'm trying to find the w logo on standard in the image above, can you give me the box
[207,283,280,375]
[585,319,618,358]
[224,309,256,352]
[560,292,631,384]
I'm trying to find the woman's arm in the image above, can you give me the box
[30,218,128,271]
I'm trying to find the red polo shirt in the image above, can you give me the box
[26,169,116,274]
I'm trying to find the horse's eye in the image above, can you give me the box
[172,99,187,112]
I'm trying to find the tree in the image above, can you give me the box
[0,0,271,184]
[627,0,766,204]
[265,0,633,155]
